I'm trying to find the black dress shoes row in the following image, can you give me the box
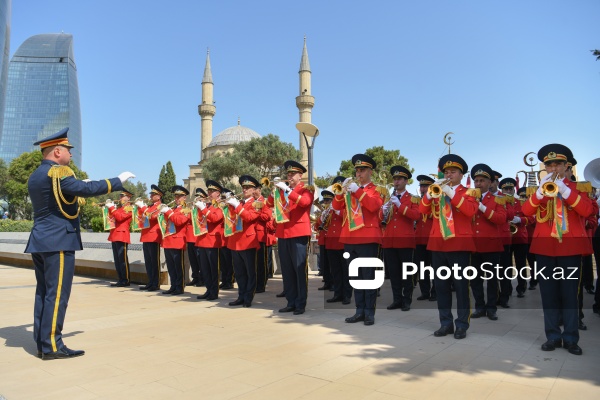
[229,299,244,306]
[541,339,562,351]
[342,298,351,305]
[387,302,402,310]
[416,295,429,300]
[197,292,210,299]
[364,315,374,325]
[317,285,332,291]
[243,302,252,308]
[497,302,510,308]
[345,314,365,323]
[564,342,582,355]
[487,311,498,321]
[293,309,305,315]
[162,289,174,295]
[279,306,295,312]
[326,296,342,303]
[433,325,454,337]
[42,346,85,360]
[471,310,486,319]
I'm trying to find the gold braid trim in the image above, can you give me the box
[576,181,592,193]
[466,188,481,199]
[305,185,316,193]
[47,165,80,220]
[536,199,554,224]
[410,196,420,204]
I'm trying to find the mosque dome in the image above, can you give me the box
[207,122,261,148]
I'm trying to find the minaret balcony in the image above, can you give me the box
[295,95,315,108]
[198,104,216,116]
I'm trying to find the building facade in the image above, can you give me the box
[0,33,82,167]
[0,0,10,136]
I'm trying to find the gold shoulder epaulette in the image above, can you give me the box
[577,181,592,193]
[494,196,506,205]
[47,165,75,180]
[411,196,420,204]
[181,207,191,216]
[123,205,133,213]
[253,201,264,209]
[305,185,315,193]
[466,188,481,199]
[526,186,538,197]
[375,185,388,199]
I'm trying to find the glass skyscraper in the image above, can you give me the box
[0,33,82,167]
[0,0,10,135]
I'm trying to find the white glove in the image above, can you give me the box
[442,185,455,199]
[511,216,521,224]
[342,177,353,186]
[159,204,169,214]
[348,182,359,193]
[333,209,341,215]
[227,197,240,208]
[426,192,432,200]
[382,203,391,213]
[555,179,571,198]
[118,171,136,183]
[539,173,554,185]
[478,202,487,213]
[391,196,401,207]
[82,179,91,183]
[104,199,114,208]
[135,200,144,208]
[195,201,206,210]
[275,181,290,192]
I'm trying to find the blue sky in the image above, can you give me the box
[10,0,600,193]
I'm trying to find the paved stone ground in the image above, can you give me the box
[1,263,599,399]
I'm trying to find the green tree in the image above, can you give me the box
[158,161,177,204]
[592,49,600,61]
[337,146,414,186]
[4,151,43,219]
[123,180,148,200]
[315,173,336,190]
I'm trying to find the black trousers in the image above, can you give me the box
[320,245,333,287]
[512,243,528,293]
[256,242,267,291]
[197,247,220,298]
[278,236,310,310]
[142,242,161,287]
[266,245,274,277]
[111,241,129,284]
[527,248,537,287]
[431,251,471,330]
[164,248,185,291]
[383,247,414,306]
[220,247,234,286]
[187,242,203,282]
[232,248,257,304]
[32,251,75,353]
[581,254,594,290]
[593,227,600,307]
[498,244,513,304]
[470,252,500,313]
[414,244,435,298]
[327,248,350,300]
[344,243,380,318]
[536,255,581,344]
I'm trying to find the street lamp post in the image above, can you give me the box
[295,122,319,186]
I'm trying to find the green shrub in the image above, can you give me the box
[90,217,105,232]
[0,219,34,232]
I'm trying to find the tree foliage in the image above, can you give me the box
[315,173,336,190]
[4,151,43,219]
[158,161,177,204]
[337,146,414,186]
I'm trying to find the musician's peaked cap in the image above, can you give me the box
[470,163,493,180]
[438,154,467,174]
[120,190,134,197]
[568,156,577,167]
[195,187,207,197]
[321,189,334,199]
[537,143,573,164]
[332,176,346,184]
[33,127,73,149]
[517,187,527,196]
[172,185,189,196]
[284,160,306,174]
[239,175,259,188]
[491,170,502,181]
[150,184,164,197]
[205,180,223,192]
[352,154,376,170]
[499,178,517,189]
[416,175,435,186]
[390,165,411,179]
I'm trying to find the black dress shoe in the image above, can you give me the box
[429,296,437,302]
[207,295,219,301]
[471,310,486,319]
[255,289,265,294]
[318,285,332,291]
[116,282,130,287]
[541,339,562,351]
[197,292,210,299]
[293,309,305,315]
[279,306,296,313]
[364,315,374,325]
[401,305,410,312]
[188,278,199,286]
[326,296,342,303]
[276,291,286,298]
[162,289,174,295]
[42,346,85,360]
[171,290,183,295]
[110,282,120,287]
[243,302,252,308]
[146,286,159,292]
[342,298,351,305]
[37,350,42,358]
[229,299,244,306]
[220,285,233,290]
[434,325,454,337]
[487,311,498,321]
[497,302,510,309]
[387,302,402,310]
[345,314,365,323]
[564,342,582,355]
[197,281,205,287]
[528,285,537,290]
[579,321,587,330]
[139,284,150,290]
[454,327,467,339]
[417,295,430,300]
[517,292,525,298]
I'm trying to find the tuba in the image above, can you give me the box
[583,158,600,193]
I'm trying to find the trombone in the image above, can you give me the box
[427,178,451,198]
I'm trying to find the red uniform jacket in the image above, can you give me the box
[266,182,314,238]
[381,191,420,249]
[512,199,535,245]
[419,185,478,252]
[324,210,344,250]
[265,217,277,246]
[522,179,594,257]
[161,205,190,250]
[473,192,507,253]
[195,203,224,249]
[315,220,326,246]
[415,206,433,246]
[332,182,384,245]
[253,196,273,244]
[138,203,162,243]
[107,204,132,244]
[497,195,515,247]
[226,198,260,251]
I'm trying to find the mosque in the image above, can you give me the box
[184,38,315,192]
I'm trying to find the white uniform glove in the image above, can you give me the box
[333,209,341,215]
[426,192,432,200]
[536,173,554,199]
[195,200,206,210]
[118,171,136,183]
[442,185,455,199]
[348,182,359,193]
[104,199,114,208]
[159,204,169,214]
[555,179,571,198]
[511,216,521,224]
[391,196,401,207]
[342,177,353,186]
[275,181,290,192]
[227,197,240,208]
[478,202,487,213]
[82,179,91,183]
[382,203,391,213]
[135,200,144,208]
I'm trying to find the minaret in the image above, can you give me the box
[198,49,216,162]
[296,37,314,174]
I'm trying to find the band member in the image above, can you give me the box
[254,182,273,293]
[381,166,420,311]
[324,177,351,305]
[414,175,436,301]
[314,196,332,291]
[195,181,224,301]
[159,186,191,295]
[494,171,515,308]
[332,154,385,326]
[187,188,207,287]
[219,188,235,290]
[26,127,131,359]
[266,160,314,315]
[107,190,133,287]
[135,185,164,291]
[490,171,502,196]
[522,144,594,355]
[419,154,478,339]
[521,186,538,291]
[265,217,277,279]
[501,178,534,298]
[469,164,507,321]
[226,176,261,307]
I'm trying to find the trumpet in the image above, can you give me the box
[146,200,176,215]
[95,199,118,207]
[332,178,355,195]
[541,172,561,197]
[427,179,451,198]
